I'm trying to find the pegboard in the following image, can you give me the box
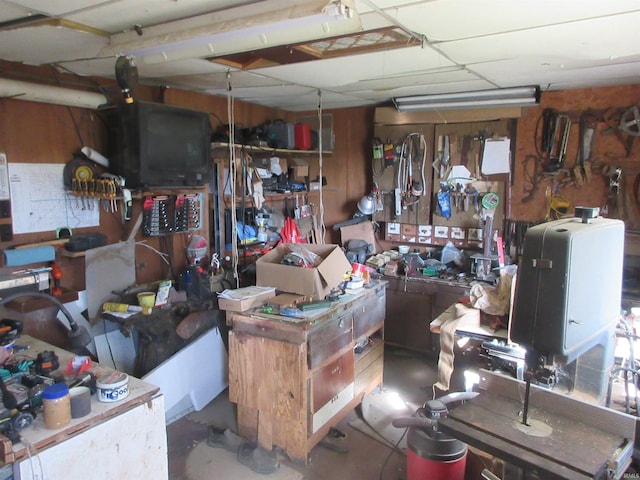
[372,119,512,249]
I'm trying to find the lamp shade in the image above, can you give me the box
[357,195,375,215]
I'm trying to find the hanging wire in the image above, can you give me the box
[227,71,239,287]
[317,89,326,244]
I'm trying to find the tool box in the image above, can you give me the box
[267,121,295,150]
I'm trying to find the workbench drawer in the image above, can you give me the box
[353,291,386,340]
[307,313,353,369]
[310,349,355,413]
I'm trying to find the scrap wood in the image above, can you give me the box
[0,433,13,463]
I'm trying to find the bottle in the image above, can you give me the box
[42,383,71,429]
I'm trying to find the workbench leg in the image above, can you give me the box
[237,404,258,442]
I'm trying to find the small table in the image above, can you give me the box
[429,303,508,341]
[6,335,167,479]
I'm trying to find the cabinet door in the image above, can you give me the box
[353,291,386,340]
[385,287,434,354]
[433,284,470,318]
[310,349,355,413]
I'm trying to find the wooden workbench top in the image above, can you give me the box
[228,280,386,327]
[6,335,160,463]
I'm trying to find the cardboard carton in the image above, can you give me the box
[217,286,276,312]
[256,244,351,300]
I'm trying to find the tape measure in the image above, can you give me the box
[63,154,97,188]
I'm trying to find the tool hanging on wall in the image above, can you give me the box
[395,133,427,215]
[574,111,597,186]
[434,135,451,180]
[603,165,623,219]
[540,109,571,172]
[603,106,640,157]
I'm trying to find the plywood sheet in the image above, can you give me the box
[85,240,136,321]
[340,221,378,253]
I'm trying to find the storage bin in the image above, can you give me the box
[295,123,312,150]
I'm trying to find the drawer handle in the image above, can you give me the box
[339,319,344,328]
[331,366,341,375]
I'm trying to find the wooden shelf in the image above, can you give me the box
[212,142,332,155]
[224,191,320,202]
[5,288,79,313]
[58,248,86,258]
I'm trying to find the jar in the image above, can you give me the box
[42,383,71,429]
[96,372,129,403]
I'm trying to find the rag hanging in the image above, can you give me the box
[434,303,480,391]
[278,217,304,244]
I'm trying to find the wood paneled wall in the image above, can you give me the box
[512,85,640,226]
[2,56,639,345]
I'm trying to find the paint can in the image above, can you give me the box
[96,372,129,403]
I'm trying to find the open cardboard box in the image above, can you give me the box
[256,243,351,300]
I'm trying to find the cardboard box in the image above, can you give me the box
[217,286,276,312]
[256,244,351,300]
[270,293,307,308]
[287,159,309,182]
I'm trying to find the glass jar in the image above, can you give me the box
[42,383,71,429]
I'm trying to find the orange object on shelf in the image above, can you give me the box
[50,263,63,296]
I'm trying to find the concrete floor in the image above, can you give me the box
[166,342,639,480]
[165,343,480,480]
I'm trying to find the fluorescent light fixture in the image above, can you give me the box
[100,0,361,65]
[0,78,107,109]
[393,86,540,112]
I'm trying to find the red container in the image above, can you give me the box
[407,449,466,480]
[406,423,467,480]
[295,123,312,150]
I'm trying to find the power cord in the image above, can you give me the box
[378,426,407,480]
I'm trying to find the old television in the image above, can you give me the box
[109,101,212,188]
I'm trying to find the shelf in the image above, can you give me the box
[5,288,79,313]
[212,142,332,155]
[58,248,86,258]
[224,191,320,202]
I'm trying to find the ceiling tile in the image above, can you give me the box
[0,1,33,22]
[392,1,640,42]
[251,45,455,90]
[0,24,107,64]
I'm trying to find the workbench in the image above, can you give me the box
[383,274,472,354]
[6,335,167,479]
[226,280,386,463]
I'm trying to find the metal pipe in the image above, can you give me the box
[0,78,107,109]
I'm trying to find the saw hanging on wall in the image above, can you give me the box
[395,133,427,216]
